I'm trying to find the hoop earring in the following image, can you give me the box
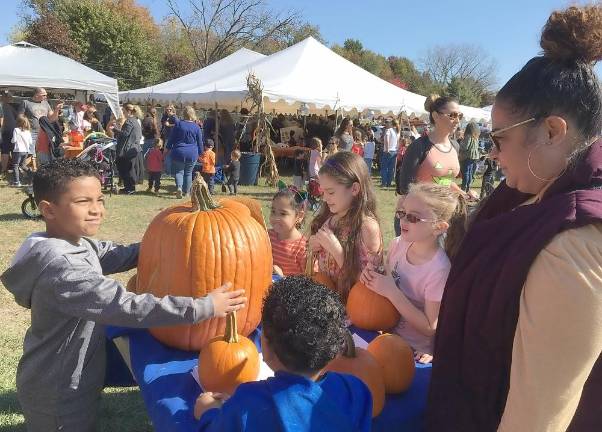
[527,145,567,182]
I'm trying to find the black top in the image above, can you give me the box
[226,160,241,181]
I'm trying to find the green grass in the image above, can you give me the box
[0,170,482,430]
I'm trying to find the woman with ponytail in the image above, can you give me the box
[427,5,602,431]
[394,95,464,235]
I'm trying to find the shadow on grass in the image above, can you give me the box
[0,213,28,222]
[0,388,152,432]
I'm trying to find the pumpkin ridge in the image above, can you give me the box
[188,210,203,350]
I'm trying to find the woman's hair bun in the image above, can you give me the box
[540,4,602,64]
[424,94,440,112]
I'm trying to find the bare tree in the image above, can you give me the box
[421,44,498,90]
[166,0,300,67]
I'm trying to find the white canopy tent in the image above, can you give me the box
[0,41,120,117]
[120,48,266,104]
[170,37,428,116]
[127,37,489,122]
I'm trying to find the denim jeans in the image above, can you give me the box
[461,159,478,192]
[380,151,397,187]
[172,158,195,195]
[12,152,27,184]
[201,172,215,194]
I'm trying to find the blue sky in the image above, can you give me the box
[2,0,598,88]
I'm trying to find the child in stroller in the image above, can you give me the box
[76,132,118,194]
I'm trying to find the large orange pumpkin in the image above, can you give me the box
[325,331,385,417]
[346,281,400,331]
[133,176,272,351]
[367,333,416,394]
[223,196,267,230]
[198,311,260,394]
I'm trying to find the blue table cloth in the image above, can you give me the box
[106,324,430,432]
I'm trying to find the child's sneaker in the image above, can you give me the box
[12,182,22,187]
[176,189,183,199]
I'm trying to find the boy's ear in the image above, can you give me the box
[38,200,56,220]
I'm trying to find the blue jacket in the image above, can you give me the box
[199,370,372,432]
[167,119,204,162]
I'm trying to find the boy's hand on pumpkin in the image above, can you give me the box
[209,283,247,317]
[194,391,230,419]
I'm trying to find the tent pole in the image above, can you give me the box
[214,101,219,161]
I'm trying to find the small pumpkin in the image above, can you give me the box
[346,281,400,331]
[198,311,260,394]
[133,175,272,351]
[367,333,416,394]
[304,247,337,292]
[325,331,385,417]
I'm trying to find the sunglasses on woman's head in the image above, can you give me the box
[437,111,463,120]
[395,210,436,224]
[489,117,537,151]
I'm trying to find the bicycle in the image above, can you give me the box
[21,185,41,220]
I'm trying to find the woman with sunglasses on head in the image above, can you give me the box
[427,5,602,432]
[361,183,467,364]
[394,95,464,236]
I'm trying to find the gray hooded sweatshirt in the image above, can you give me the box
[1,233,214,415]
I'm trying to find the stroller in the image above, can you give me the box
[307,177,322,212]
[77,133,118,194]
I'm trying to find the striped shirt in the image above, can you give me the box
[269,229,307,276]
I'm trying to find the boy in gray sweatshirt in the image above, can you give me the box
[0,158,247,432]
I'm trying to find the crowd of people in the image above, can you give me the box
[0,3,601,432]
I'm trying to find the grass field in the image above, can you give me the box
[0,170,408,431]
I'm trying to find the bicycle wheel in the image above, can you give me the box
[21,197,41,220]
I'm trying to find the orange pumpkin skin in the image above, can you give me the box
[222,196,267,230]
[199,312,260,394]
[312,271,337,292]
[127,274,137,292]
[346,282,400,331]
[325,332,385,417]
[367,333,416,394]
[135,177,273,351]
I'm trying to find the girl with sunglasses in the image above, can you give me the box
[395,94,465,236]
[360,183,467,364]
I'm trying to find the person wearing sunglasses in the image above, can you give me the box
[427,5,602,432]
[394,94,464,236]
[361,183,467,365]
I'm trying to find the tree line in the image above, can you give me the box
[17,0,496,107]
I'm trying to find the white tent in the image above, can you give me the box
[170,37,427,116]
[0,42,120,117]
[120,48,266,104]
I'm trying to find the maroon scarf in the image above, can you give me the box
[426,140,602,431]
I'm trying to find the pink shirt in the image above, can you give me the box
[415,144,460,187]
[387,237,451,355]
[309,149,321,178]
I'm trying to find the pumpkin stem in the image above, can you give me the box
[190,173,220,212]
[305,246,315,277]
[224,311,239,343]
[342,329,356,358]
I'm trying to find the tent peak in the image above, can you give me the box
[13,41,38,48]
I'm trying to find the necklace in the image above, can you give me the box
[433,142,452,153]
